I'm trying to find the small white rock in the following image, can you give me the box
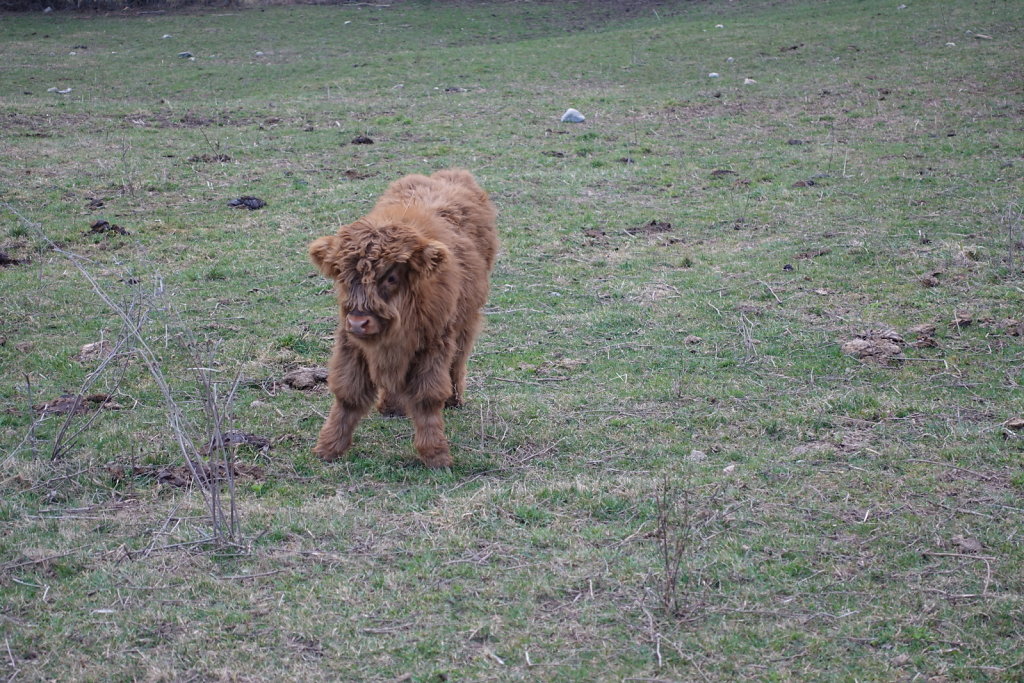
[162,34,172,39]
[254,51,264,56]
[688,449,708,462]
[715,24,724,29]
[708,72,720,78]
[743,78,757,85]
[726,56,735,63]
[722,464,736,474]
[560,108,585,123]
[43,6,53,11]
[945,42,956,47]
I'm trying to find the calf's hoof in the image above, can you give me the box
[313,441,349,462]
[418,444,453,469]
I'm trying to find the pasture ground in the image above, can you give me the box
[1,0,1023,679]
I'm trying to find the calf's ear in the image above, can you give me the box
[309,235,341,279]
[413,240,450,275]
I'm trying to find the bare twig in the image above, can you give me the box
[907,458,994,481]
[3,200,245,546]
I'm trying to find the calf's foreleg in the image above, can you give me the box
[314,347,376,461]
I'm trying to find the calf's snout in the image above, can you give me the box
[346,313,381,337]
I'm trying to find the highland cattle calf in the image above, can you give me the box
[308,169,498,468]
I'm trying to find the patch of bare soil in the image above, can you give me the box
[227,196,265,210]
[87,219,130,236]
[33,393,122,415]
[626,219,672,236]
[796,247,831,260]
[108,462,264,488]
[0,250,27,267]
[840,330,906,364]
[200,430,271,454]
[582,228,608,245]
[281,367,328,390]
[188,153,232,163]
[342,169,377,180]
[73,340,115,363]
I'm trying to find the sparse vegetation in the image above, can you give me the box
[1,0,1022,679]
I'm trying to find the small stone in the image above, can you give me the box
[945,42,956,47]
[560,108,585,123]
[708,72,720,78]
[688,449,707,462]
[178,51,193,58]
[684,335,703,345]
[743,78,757,85]
[162,34,172,39]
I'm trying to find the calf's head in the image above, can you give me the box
[309,220,449,341]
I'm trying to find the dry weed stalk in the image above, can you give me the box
[3,201,243,545]
[654,475,693,617]
[652,475,727,619]
[1004,200,1022,277]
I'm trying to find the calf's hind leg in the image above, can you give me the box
[445,313,483,409]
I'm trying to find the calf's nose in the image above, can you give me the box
[346,314,379,336]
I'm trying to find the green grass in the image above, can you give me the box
[2,0,1023,679]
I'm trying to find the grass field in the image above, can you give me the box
[2,0,1023,679]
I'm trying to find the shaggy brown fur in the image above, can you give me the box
[308,169,498,468]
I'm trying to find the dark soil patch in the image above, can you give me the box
[201,430,271,454]
[343,169,377,180]
[626,220,672,236]
[350,135,374,145]
[227,196,265,210]
[582,228,609,245]
[33,393,122,415]
[188,153,232,163]
[108,462,264,488]
[0,250,27,267]
[87,220,130,236]
[796,247,831,260]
